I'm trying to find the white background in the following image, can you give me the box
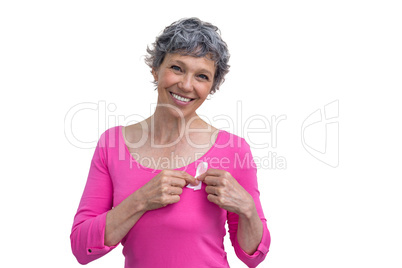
[1,0,401,267]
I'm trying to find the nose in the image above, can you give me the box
[178,74,193,92]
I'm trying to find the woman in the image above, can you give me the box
[71,17,271,268]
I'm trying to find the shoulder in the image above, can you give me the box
[96,125,122,148]
[215,129,250,151]
[212,129,254,168]
[99,125,121,136]
[212,130,257,179]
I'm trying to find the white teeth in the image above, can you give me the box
[171,93,192,102]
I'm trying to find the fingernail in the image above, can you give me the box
[194,179,199,185]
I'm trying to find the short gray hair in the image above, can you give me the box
[145,17,230,95]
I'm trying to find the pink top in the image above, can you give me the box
[70,126,271,268]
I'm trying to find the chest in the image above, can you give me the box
[127,141,213,170]
[110,166,227,234]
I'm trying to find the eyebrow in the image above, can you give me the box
[173,60,214,77]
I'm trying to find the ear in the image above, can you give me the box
[151,68,158,82]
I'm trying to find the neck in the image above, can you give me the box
[145,107,205,146]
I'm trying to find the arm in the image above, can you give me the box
[200,168,270,268]
[71,136,199,263]
[236,196,263,255]
[228,138,271,267]
[227,197,271,268]
[70,134,117,264]
[227,213,270,268]
[198,138,271,267]
[104,192,145,247]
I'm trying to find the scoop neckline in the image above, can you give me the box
[118,125,223,173]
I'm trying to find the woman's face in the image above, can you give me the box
[152,53,215,119]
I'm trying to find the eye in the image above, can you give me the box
[171,65,182,72]
[198,74,209,80]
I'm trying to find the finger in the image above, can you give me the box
[169,177,187,188]
[204,176,221,186]
[168,186,183,196]
[166,195,180,205]
[197,168,223,181]
[205,185,218,196]
[207,194,220,205]
[204,168,225,176]
[160,194,181,207]
[196,172,207,181]
[161,184,183,195]
[171,170,198,186]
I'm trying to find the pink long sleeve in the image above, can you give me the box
[70,126,270,267]
[227,138,271,267]
[70,132,117,264]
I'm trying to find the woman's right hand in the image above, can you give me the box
[137,169,198,211]
[105,169,198,246]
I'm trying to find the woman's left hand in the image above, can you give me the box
[197,169,254,216]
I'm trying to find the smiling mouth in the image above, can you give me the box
[169,92,195,102]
